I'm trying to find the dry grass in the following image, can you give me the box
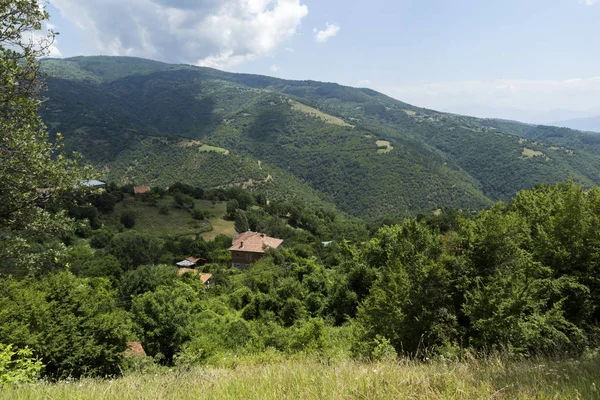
[289,100,354,127]
[376,140,393,154]
[6,355,600,399]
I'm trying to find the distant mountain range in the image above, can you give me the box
[38,56,600,218]
[551,116,600,134]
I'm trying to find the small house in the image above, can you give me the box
[133,186,151,195]
[176,269,212,288]
[82,180,107,189]
[228,231,283,268]
[175,257,205,268]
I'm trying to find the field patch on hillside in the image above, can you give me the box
[521,147,548,160]
[108,196,233,239]
[289,100,354,127]
[198,144,230,155]
[376,140,394,154]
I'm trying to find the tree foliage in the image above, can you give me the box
[0,0,90,274]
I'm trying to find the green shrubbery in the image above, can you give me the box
[0,344,43,388]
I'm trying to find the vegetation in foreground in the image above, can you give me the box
[5,354,600,399]
[3,3,600,399]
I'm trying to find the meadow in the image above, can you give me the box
[108,195,235,239]
[5,355,599,399]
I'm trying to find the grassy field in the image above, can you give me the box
[198,144,230,155]
[110,196,234,239]
[289,100,354,127]
[376,140,393,154]
[5,355,600,399]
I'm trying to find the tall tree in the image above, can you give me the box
[0,1,89,274]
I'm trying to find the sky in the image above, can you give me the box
[42,0,600,123]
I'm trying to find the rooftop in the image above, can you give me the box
[133,186,151,194]
[228,231,283,253]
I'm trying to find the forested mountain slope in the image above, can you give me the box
[39,56,600,217]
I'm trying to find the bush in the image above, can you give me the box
[90,230,114,249]
[158,205,169,215]
[0,273,131,379]
[120,211,136,229]
[0,344,43,388]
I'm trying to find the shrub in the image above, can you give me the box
[0,344,44,388]
[120,211,136,229]
[0,273,131,379]
[158,205,169,215]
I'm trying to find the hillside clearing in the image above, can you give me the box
[376,140,394,154]
[521,147,549,160]
[7,356,599,399]
[110,196,234,238]
[198,144,230,155]
[289,100,354,127]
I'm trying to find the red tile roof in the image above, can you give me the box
[185,257,204,264]
[200,273,212,284]
[133,186,151,194]
[228,231,283,253]
[176,269,212,284]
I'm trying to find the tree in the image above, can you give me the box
[132,282,198,364]
[0,1,90,274]
[120,210,136,229]
[226,199,239,219]
[105,232,164,270]
[234,209,249,233]
[0,272,130,378]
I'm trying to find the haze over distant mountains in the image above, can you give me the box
[443,104,600,131]
[39,56,600,218]
[551,115,600,134]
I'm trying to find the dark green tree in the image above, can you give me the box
[0,0,91,274]
[234,209,250,233]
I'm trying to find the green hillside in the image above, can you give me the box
[39,56,600,217]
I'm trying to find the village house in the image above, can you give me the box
[82,179,107,189]
[176,269,212,288]
[175,257,206,268]
[228,231,283,268]
[133,186,151,195]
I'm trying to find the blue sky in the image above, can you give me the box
[45,0,600,123]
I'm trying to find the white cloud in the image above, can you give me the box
[358,79,371,86]
[314,23,339,43]
[379,77,600,123]
[49,0,308,69]
[580,0,599,5]
[270,64,280,72]
[22,22,62,58]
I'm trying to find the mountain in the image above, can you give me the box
[38,56,600,218]
[551,115,600,133]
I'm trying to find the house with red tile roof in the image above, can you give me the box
[133,186,151,194]
[228,231,283,268]
[176,269,213,288]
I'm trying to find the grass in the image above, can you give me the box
[110,196,234,239]
[6,355,600,399]
[376,140,393,154]
[521,148,550,160]
[198,144,230,155]
[289,100,354,127]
